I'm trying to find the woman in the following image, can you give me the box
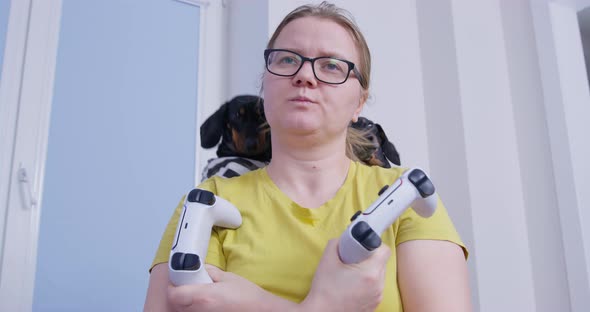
[145,2,471,311]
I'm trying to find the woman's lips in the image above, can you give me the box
[289,96,315,103]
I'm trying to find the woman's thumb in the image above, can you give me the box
[205,264,226,282]
[370,244,392,265]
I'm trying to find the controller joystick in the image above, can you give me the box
[168,189,242,285]
[338,168,438,264]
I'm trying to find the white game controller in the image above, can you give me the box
[338,168,438,264]
[168,189,242,285]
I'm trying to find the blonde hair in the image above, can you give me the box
[346,126,376,162]
[265,1,374,161]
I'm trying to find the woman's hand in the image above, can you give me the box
[167,265,298,312]
[301,239,392,312]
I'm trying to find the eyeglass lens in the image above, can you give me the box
[266,50,351,84]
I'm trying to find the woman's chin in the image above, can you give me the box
[276,115,319,132]
[284,121,322,135]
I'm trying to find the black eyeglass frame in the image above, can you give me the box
[264,48,364,86]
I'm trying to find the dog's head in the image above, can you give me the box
[200,95,271,162]
[351,117,400,168]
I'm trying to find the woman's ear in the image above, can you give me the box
[360,89,369,105]
[352,103,364,123]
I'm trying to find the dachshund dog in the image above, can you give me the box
[200,95,270,180]
[351,117,401,168]
[200,95,270,160]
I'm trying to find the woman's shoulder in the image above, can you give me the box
[353,161,407,181]
[198,167,267,195]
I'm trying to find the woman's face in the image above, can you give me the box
[263,16,366,141]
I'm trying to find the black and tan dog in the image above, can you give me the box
[351,117,400,168]
[200,95,270,161]
[200,95,270,180]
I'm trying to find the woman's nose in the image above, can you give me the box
[292,61,318,87]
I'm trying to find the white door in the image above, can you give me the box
[0,0,210,311]
[32,1,201,311]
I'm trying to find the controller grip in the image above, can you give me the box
[338,221,381,264]
[212,196,243,228]
[337,167,438,264]
[168,189,242,286]
[169,252,212,285]
[168,219,215,285]
[411,194,438,218]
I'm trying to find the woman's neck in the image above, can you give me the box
[266,135,351,209]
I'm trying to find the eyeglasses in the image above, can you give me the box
[264,49,363,85]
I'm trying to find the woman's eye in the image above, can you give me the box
[279,57,297,65]
[326,63,338,70]
[321,60,343,72]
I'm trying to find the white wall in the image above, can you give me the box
[531,1,590,311]
[221,0,590,311]
[500,1,571,310]
[415,0,480,308]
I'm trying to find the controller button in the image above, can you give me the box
[351,221,382,251]
[170,252,184,270]
[350,210,362,221]
[408,169,435,197]
[187,189,216,205]
[182,253,201,271]
[378,185,389,196]
[170,252,201,271]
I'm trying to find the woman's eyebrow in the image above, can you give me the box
[277,47,351,60]
[314,49,350,60]
[323,53,350,60]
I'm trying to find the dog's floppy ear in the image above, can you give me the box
[200,103,228,148]
[375,123,401,166]
[256,98,266,120]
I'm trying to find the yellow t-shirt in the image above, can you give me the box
[151,161,467,312]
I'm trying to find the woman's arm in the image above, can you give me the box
[143,263,298,312]
[143,239,391,312]
[397,240,472,312]
[144,263,175,312]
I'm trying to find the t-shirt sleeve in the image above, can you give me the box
[149,195,184,272]
[395,196,469,259]
[149,178,224,272]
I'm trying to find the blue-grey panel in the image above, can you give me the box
[33,1,200,311]
[0,0,11,77]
